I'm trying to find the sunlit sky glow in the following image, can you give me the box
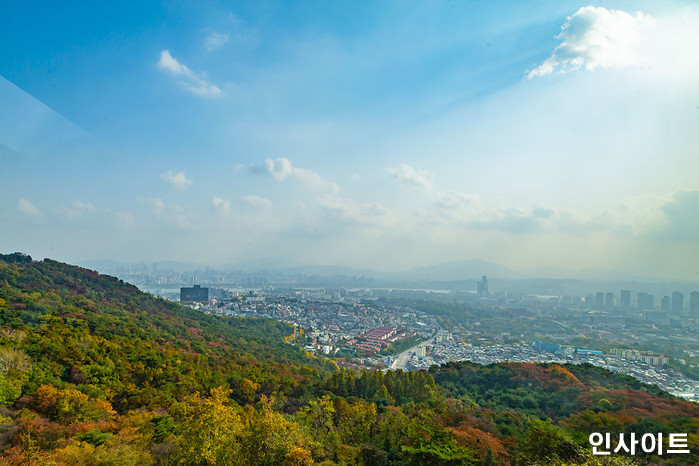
[2,1,699,279]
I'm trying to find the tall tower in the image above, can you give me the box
[477,275,489,297]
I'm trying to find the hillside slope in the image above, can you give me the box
[0,253,328,410]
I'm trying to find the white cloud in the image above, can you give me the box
[160,170,192,189]
[434,191,478,210]
[57,200,96,220]
[112,211,136,228]
[578,190,699,241]
[387,164,435,189]
[431,191,585,233]
[241,195,272,210]
[212,196,231,214]
[157,50,222,98]
[264,158,294,181]
[149,198,166,215]
[467,205,576,233]
[16,198,42,217]
[205,32,229,51]
[158,50,190,75]
[318,195,390,225]
[293,167,339,193]
[528,6,652,78]
[432,189,699,238]
[72,201,96,212]
[260,157,339,193]
[655,189,699,240]
[432,192,489,224]
[143,198,191,229]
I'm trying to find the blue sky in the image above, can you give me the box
[2,1,699,279]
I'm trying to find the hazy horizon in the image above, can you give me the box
[3,1,699,281]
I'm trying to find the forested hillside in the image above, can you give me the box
[0,253,696,464]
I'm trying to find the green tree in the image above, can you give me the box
[520,418,577,463]
[0,375,22,406]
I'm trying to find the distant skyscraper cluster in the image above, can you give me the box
[585,289,698,316]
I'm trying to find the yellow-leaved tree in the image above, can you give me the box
[175,387,245,465]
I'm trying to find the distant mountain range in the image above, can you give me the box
[80,257,683,284]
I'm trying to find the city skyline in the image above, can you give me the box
[2,1,699,280]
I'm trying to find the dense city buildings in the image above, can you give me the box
[101,262,699,402]
[533,341,560,352]
[164,280,699,402]
[609,348,670,367]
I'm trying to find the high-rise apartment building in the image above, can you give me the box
[605,292,614,309]
[691,291,699,316]
[620,290,631,310]
[180,284,209,303]
[671,292,684,314]
[661,296,671,312]
[637,292,654,310]
[595,292,604,308]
